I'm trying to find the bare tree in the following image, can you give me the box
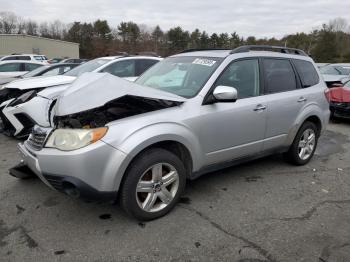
[328,17,349,32]
[0,11,19,33]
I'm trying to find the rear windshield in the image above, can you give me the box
[320,65,350,75]
[64,58,110,77]
[34,56,47,61]
[136,56,223,98]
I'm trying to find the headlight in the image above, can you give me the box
[45,127,108,151]
[8,90,37,107]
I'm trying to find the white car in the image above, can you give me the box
[319,63,350,86]
[0,56,162,137]
[0,54,48,63]
[0,61,44,79]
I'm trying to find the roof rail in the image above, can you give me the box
[179,48,231,54]
[230,45,308,56]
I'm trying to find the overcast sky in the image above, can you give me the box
[1,0,350,38]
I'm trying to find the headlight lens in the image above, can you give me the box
[45,127,108,151]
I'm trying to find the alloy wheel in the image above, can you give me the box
[298,128,316,160]
[136,163,179,213]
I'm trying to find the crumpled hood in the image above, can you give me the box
[56,72,186,116]
[3,75,76,90]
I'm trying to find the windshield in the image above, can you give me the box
[64,58,110,77]
[320,65,350,75]
[136,56,223,98]
[21,65,49,78]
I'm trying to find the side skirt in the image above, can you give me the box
[190,147,289,180]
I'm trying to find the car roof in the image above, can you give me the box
[48,63,79,67]
[171,46,311,61]
[0,60,43,64]
[172,50,231,58]
[172,50,313,62]
[98,55,162,60]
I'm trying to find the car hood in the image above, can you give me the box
[3,75,76,90]
[56,72,186,116]
[0,77,18,85]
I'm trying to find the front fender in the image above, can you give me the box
[102,122,203,172]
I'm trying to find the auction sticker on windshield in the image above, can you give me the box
[192,58,217,67]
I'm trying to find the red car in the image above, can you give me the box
[326,81,350,119]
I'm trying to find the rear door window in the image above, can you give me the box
[135,59,159,76]
[101,60,135,77]
[263,59,297,94]
[41,67,60,76]
[24,63,42,71]
[0,63,21,72]
[60,66,74,74]
[293,59,319,87]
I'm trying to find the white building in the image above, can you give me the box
[0,34,79,59]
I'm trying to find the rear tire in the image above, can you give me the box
[120,148,186,221]
[284,121,319,165]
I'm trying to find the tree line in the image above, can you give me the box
[0,11,349,62]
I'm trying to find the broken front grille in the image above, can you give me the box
[27,129,48,151]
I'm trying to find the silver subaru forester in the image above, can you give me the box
[13,46,330,220]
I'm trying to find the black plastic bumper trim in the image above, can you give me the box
[9,163,37,179]
[43,173,118,202]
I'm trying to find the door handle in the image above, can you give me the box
[298,97,307,103]
[253,104,267,111]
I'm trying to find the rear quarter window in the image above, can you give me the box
[293,59,319,87]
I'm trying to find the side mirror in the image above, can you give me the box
[212,85,238,102]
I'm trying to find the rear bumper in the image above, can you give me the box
[330,102,350,119]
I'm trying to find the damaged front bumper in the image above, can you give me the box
[15,139,128,201]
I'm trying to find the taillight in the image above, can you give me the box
[324,88,331,103]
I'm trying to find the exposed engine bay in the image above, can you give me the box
[54,95,182,128]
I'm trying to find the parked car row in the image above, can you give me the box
[0,55,162,137]
[0,54,48,63]
[5,45,331,221]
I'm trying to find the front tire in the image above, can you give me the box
[284,121,319,165]
[120,148,186,221]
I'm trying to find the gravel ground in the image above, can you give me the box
[1,121,350,262]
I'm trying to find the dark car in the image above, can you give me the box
[0,63,78,104]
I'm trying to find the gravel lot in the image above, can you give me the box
[1,121,350,262]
